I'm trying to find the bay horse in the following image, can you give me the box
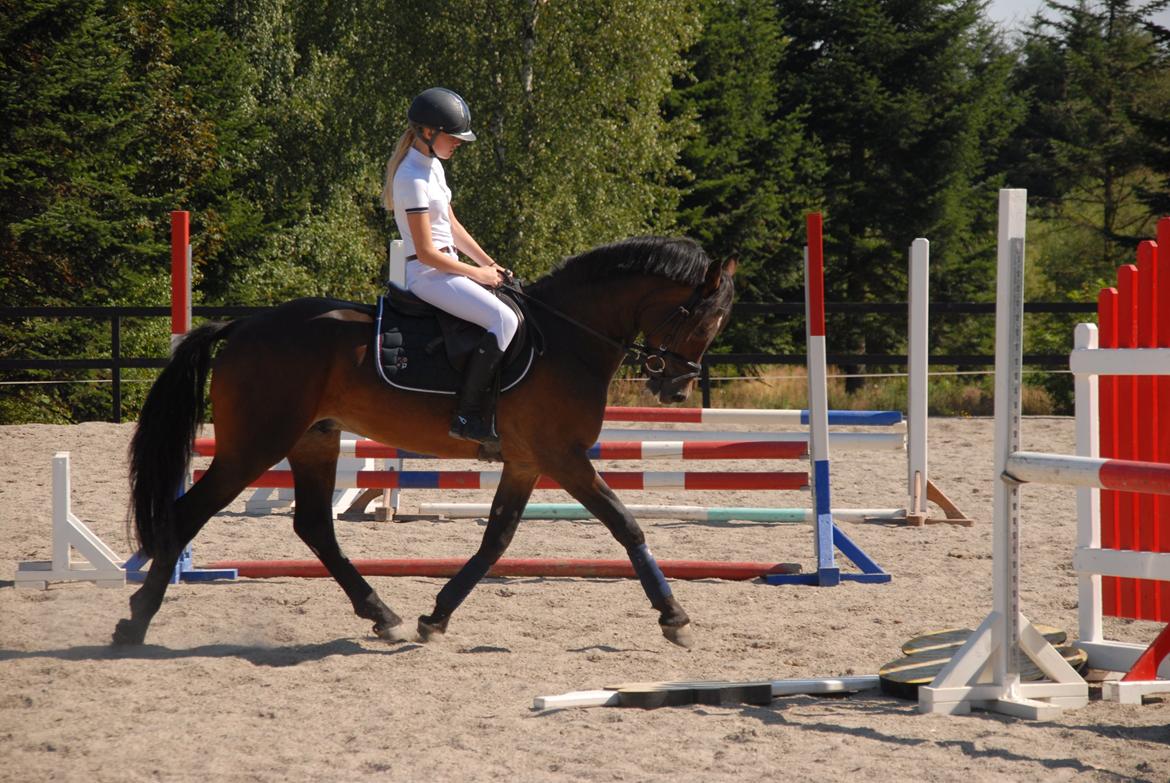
[116,236,736,648]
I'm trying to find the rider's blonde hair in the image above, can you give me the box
[381,127,418,211]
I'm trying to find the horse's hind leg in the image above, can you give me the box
[286,426,409,641]
[113,460,252,645]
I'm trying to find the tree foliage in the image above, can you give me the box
[1012,0,1170,291]
[349,0,701,278]
[777,0,1024,368]
[668,0,823,356]
[3,0,1170,421]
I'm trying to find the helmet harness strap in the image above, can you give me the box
[411,123,438,157]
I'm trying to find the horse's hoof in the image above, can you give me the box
[374,622,417,643]
[661,623,694,649]
[417,615,447,643]
[111,619,146,646]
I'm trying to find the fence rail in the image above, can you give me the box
[0,301,1097,422]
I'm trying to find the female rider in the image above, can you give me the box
[381,87,517,447]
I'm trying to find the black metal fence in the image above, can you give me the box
[0,301,1097,421]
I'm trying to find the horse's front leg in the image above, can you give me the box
[553,455,693,648]
[417,462,539,641]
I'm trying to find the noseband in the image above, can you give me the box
[630,286,705,385]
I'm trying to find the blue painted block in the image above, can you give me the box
[124,545,237,584]
[832,524,888,577]
[840,573,892,584]
[802,410,904,426]
[399,471,441,489]
[762,573,819,586]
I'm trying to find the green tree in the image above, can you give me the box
[351,0,701,279]
[777,0,1023,374]
[2,0,147,307]
[0,0,269,421]
[1011,0,1170,285]
[213,0,389,305]
[668,0,823,357]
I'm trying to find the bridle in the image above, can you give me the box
[508,280,708,386]
[635,286,705,385]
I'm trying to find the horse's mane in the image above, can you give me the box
[529,236,712,292]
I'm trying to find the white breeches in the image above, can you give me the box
[405,260,519,352]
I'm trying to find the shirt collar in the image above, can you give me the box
[406,146,435,166]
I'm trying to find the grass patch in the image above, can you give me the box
[608,366,1058,416]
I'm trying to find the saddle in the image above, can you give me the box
[373,281,542,395]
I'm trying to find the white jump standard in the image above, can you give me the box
[15,453,125,589]
[919,189,1170,718]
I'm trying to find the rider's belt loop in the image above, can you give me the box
[406,246,457,261]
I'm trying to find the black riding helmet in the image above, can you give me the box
[408,88,477,143]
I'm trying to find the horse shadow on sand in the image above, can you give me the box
[0,637,422,668]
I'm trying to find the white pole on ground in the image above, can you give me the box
[532,676,880,710]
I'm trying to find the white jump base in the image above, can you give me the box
[15,452,125,589]
[238,430,379,518]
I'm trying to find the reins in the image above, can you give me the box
[505,278,704,384]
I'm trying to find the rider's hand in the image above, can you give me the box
[471,265,504,287]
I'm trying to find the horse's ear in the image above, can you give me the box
[697,256,734,296]
[703,257,737,295]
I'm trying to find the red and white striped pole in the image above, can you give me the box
[1006,452,1170,495]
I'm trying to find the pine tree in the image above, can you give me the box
[1012,0,1170,274]
[669,1,823,291]
[777,0,1023,372]
[0,0,269,420]
[1,0,146,306]
[669,0,822,334]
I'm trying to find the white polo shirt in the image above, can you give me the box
[393,147,455,258]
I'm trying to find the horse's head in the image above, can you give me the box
[641,256,737,404]
[526,236,736,403]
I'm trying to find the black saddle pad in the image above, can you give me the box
[373,285,537,395]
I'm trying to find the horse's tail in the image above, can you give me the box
[128,321,236,558]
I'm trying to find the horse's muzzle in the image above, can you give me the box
[647,375,693,404]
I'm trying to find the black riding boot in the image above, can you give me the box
[449,334,505,445]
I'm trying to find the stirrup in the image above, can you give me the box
[449,414,499,445]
